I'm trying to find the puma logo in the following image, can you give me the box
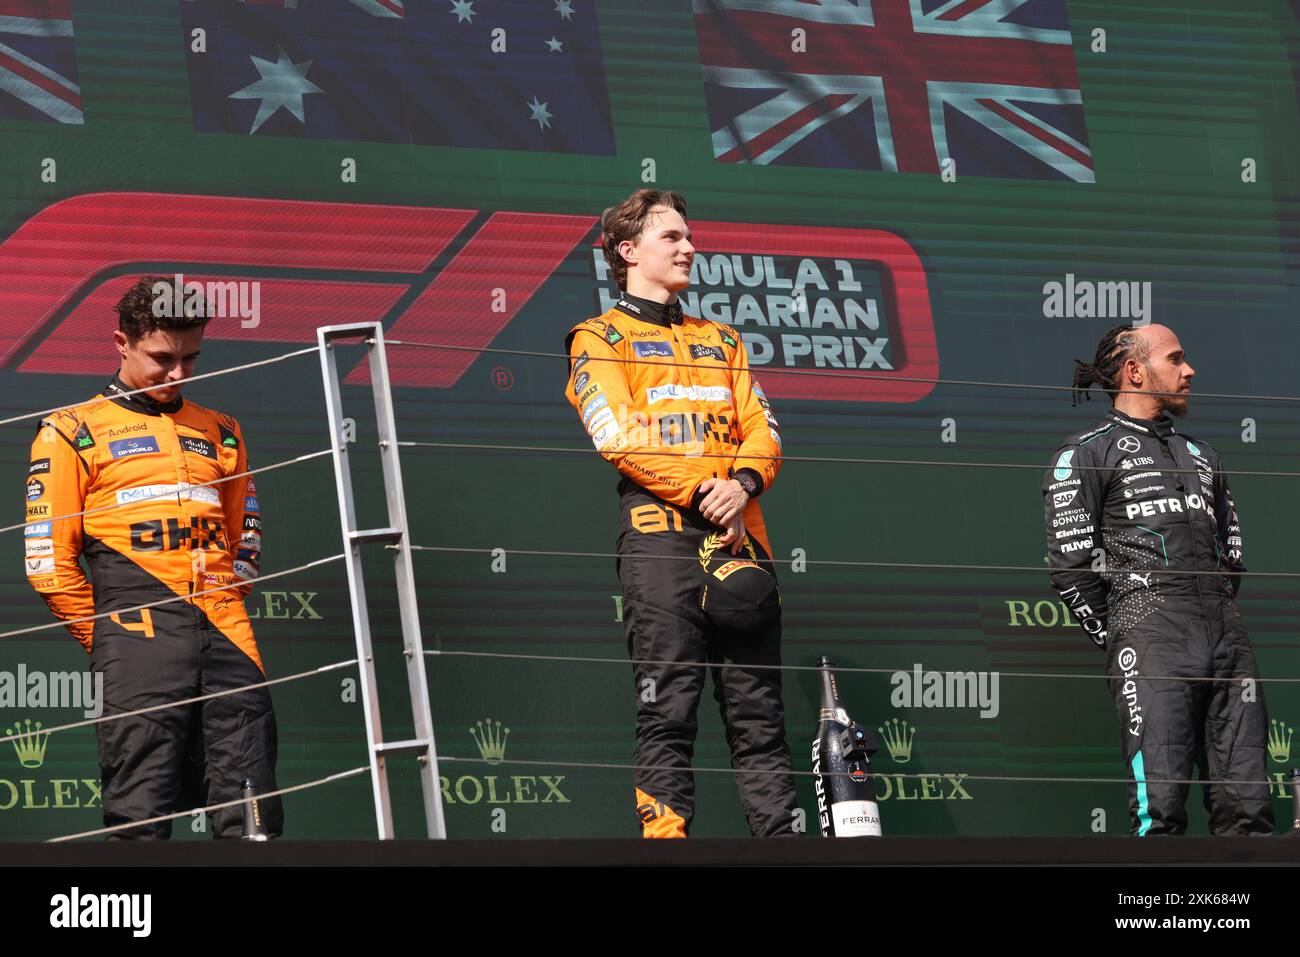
[1129,572,1153,588]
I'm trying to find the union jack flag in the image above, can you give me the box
[0,0,82,124]
[694,0,1093,182]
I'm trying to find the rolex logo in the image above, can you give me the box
[469,718,510,765]
[878,717,916,764]
[1269,719,1293,764]
[7,718,50,769]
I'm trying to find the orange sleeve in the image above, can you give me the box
[220,416,260,599]
[565,327,713,509]
[725,328,783,494]
[26,418,94,652]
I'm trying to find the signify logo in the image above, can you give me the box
[152,272,260,329]
[889,664,1000,719]
[0,665,102,718]
[50,887,151,938]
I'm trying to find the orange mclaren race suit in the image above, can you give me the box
[25,375,281,839]
[565,293,797,838]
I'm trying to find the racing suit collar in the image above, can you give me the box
[106,373,183,416]
[614,291,684,327]
[1107,407,1176,441]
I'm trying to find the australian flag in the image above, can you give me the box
[0,0,82,124]
[180,0,615,153]
[694,0,1094,182]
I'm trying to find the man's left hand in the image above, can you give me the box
[697,477,749,529]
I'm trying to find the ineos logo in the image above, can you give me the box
[1116,436,1141,453]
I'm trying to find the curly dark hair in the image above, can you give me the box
[115,275,211,342]
[1070,324,1151,406]
[600,189,688,291]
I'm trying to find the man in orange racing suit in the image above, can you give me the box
[565,189,797,837]
[25,276,281,839]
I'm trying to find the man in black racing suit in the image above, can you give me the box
[1044,323,1272,836]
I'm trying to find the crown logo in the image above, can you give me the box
[1269,719,1293,764]
[877,717,916,764]
[7,718,49,769]
[469,718,510,765]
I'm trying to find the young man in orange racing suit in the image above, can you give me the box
[1044,323,1272,835]
[25,276,281,839]
[564,190,798,837]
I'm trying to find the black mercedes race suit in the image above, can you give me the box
[1044,409,1272,836]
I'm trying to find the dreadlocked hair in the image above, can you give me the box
[1071,324,1149,406]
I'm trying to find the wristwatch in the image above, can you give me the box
[733,469,762,499]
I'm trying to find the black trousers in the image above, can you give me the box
[617,484,797,837]
[91,601,282,840]
[1108,607,1273,835]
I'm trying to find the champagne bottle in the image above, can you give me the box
[1288,769,1300,834]
[240,778,270,842]
[811,656,882,837]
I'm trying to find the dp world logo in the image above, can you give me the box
[1116,436,1141,454]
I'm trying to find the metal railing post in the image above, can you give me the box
[316,322,446,839]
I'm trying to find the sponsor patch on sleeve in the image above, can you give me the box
[25,538,54,558]
[28,458,51,475]
[25,556,54,577]
[25,478,45,501]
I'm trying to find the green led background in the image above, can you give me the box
[0,0,1297,840]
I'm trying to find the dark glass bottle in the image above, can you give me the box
[811,656,882,837]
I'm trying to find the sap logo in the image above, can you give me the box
[1052,491,1077,509]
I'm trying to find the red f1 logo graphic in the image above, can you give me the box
[0,193,936,402]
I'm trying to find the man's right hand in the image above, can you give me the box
[716,511,747,556]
